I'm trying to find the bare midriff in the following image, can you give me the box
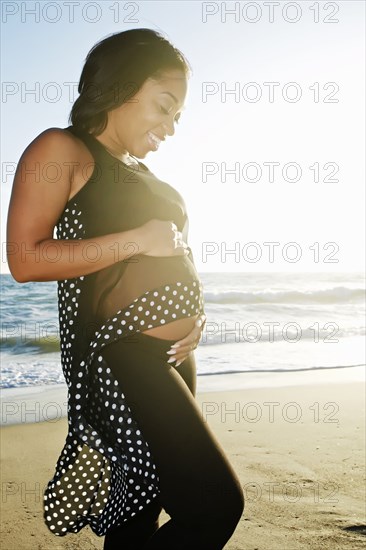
[93,253,202,342]
[141,313,200,340]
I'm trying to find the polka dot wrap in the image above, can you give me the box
[43,203,205,537]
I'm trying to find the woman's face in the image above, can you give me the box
[102,69,188,159]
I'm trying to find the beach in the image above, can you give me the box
[1,366,365,550]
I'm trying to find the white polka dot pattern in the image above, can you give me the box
[43,202,205,537]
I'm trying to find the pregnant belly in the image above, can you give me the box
[93,254,203,341]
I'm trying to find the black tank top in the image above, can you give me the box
[61,125,203,326]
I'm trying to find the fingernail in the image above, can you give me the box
[166,349,176,355]
[170,343,180,348]
[167,357,177,364]
[175,360,182,367]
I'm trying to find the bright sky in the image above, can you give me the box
[1,1,365,274]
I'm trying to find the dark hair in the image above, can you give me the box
[69,28,191,135]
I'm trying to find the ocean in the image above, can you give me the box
[1,272,365,391]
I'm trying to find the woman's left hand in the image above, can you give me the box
[166,314,206,367]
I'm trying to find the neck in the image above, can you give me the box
[100,141,138,167]
[87,130,137,166]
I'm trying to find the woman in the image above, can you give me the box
[7,28,244,549]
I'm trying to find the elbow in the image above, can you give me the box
[7,262,32,284]
[6,244,34,283]
[9,269,30,284]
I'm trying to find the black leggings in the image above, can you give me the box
[101,331,244,550]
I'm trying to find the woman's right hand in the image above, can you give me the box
[137,219,190,257]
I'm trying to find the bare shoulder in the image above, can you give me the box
[10,127,87,209]
[22,126,81,161]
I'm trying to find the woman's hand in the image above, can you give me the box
[137,219,189,257]
[166,314,207,367]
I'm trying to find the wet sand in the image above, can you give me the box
[1,367,365,549]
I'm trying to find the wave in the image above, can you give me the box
[197,363,366,376]
[1,363,364,390]
[0,336,60,354]
[204,287,365,305]
[199,325,366,346]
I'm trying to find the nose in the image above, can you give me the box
[163,120,175,137]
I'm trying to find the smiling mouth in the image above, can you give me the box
[147,131,162,150]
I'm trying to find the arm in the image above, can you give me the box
[6,129,164,283]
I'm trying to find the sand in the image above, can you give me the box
[1,367,365,549]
